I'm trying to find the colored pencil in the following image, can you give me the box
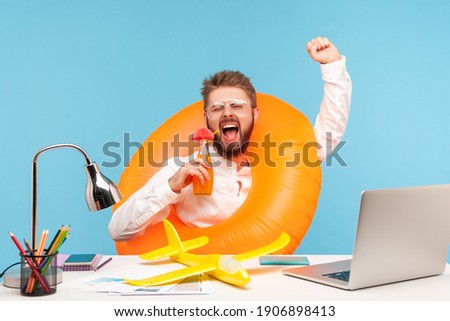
[45,225,63,253]
[40,226,70,272]
[37,230,48,257]
[94,257,112,271]
[8,232,50,293]
[24,238,39,293]
[26,230,49,293]
[23,239,38,266]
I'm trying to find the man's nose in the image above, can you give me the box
[222,106,233,117]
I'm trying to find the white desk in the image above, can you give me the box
[1,255,450,301]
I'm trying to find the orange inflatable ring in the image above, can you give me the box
[112,93,321,255]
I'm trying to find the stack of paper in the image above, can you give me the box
[63,264,212,295]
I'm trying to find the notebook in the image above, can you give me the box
[283,184,450,290]
[57,254,103,271]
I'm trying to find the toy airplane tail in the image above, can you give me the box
[164,220,186,253]
[140,220,209,260]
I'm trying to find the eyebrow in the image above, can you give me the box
[211,99,247,105]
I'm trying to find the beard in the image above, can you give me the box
[207,115,255,160]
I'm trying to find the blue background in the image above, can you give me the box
[1,0,450,269]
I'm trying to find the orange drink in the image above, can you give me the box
[192,164,214,195]
[192,142,214,195]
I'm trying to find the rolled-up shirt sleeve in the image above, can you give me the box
[314,56,352,161]
[108,159,184,242]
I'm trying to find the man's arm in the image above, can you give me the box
[108,160,183,241]
[108,156,211,241]
[306,36,352,161]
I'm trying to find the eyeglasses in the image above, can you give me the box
[205,99,250,120]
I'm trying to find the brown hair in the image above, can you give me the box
[201,70,257,109]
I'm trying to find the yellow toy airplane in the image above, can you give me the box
[124,220,290,287]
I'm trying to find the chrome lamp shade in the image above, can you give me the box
[85,162,122,212]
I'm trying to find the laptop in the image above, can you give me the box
[283,184,450,290]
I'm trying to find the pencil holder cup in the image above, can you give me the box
[20,250,57,296]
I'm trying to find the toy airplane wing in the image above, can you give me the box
[124,263,216,286]
[233,232,290,262]
[140,236,209,260]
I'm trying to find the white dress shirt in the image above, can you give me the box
[109,57,352,241]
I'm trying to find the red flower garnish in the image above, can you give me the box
[193,127,214,141]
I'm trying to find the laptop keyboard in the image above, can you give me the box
[322,270,350,282]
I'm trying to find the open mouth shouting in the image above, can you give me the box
[221,121,240,143]
[210,114,255,159]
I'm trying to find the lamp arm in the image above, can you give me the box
[33,143,92,164]
[31,144,94,249]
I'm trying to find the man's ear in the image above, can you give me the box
[253,107,259,123]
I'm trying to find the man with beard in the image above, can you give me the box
[109,36,352,241]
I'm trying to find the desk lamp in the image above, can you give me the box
[31,143,122,249]
[3,143,122,288]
